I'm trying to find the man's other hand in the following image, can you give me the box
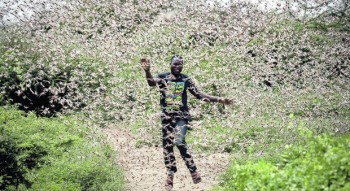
[219,98,233,105]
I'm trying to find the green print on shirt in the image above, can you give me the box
[165,82,185,109]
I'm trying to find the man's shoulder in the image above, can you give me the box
[157,72,191,81]
[181,73,190,78]
[181,74,192,82]
[157,72,170,78]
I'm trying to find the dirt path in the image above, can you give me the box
[105,127,230,191]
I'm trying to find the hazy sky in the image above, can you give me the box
[0,0,342,25]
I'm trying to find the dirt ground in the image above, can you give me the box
[105,127,230,191]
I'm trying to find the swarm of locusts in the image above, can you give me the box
[1,0,349,149]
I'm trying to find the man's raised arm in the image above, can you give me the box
[188,79,233,105]
[140,58,157,87]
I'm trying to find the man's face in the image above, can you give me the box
[170,60,183,75]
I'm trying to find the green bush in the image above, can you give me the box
[0,34,112,117]
[214,131,350,191]
[0,107,124,190]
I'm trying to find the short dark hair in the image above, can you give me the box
[170,55,183,65]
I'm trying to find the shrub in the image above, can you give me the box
[215,131,350,191]
[0,107,124,190]
[0,34,111,117]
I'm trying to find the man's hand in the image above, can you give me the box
[140,58,151,72]
[140,58,157,86]
[219,98,233,105]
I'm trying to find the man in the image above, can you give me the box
[140,55,232,190]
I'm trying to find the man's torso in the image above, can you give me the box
[157,72,190,117]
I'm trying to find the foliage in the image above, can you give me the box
[1,0,349,124]
[0,107,124,190]
[0,33,112,117]
[214,131,350,191]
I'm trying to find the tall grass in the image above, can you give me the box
[0,107,124,190]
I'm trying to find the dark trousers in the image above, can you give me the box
[161,116,197,175]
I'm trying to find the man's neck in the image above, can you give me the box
[170,72,181,79]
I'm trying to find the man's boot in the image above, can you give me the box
[165,174,174,190]
[191,171,201,184]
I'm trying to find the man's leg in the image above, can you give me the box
[162,119,177,175]
[174,119,201,183]
[174,120,197,173]
[162,118,177,190]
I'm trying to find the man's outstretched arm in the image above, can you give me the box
[188,79,233,105]
[140,58,157,87]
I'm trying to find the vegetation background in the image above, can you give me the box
[0,0,349,190]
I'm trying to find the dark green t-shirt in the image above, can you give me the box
[156,72,198,118]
